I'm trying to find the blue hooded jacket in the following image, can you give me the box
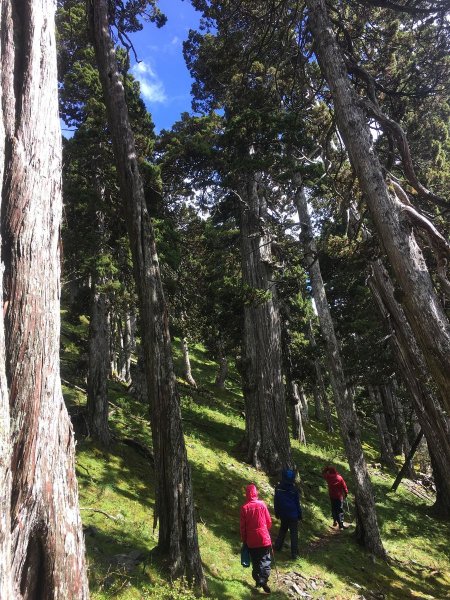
[274,469,302,520]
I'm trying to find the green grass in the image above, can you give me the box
[62,319,450,599]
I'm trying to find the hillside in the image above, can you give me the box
[61,318,450,600]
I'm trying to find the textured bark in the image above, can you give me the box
[289,382,306,445]
[374,413,397,469]
[120,311,134,383]
[180,337,197,388]
[214,354,228,389]
[368,260,450,517]
[299,386,309,422]
[308,322,333,431]
[306,0,450,412]
[392,431,423,492]
[87,1,206,588]
[296,183,385,557]
[87,282,111,446]
[239,172,292,473]
[0,3,12,588]
[1,1,88,596]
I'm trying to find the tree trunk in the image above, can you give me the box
[238,172,292,473]
[214,354,228,389]
[368,260,450,518]
[295,183,385,557]
[312,385,323,422]
[122,311,133,384]
[308,321,333,431]
[299,386,309,422]
[379,384,402,455]
[289,381,306,445]
[374,413,397,470]
[87,1,206,589]
[306,0,450,412]
[87,281,111,446]
[392,430,423,492]
[180,337,197,388]
[1,1,88,596]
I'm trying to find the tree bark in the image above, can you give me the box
[238,172,292,473]
[289,381,306,444]
[87,280,111,446]
[306,0,450,412]
[295,183,385,557]
[180,336,197,388]
[1,1,88,596]
[87,1,206,588]
[214,354,228,389]
[308,321,333,431]
[299,386,309,422]
[374,413,397,469]
[368,260,450,517]
[0,6,12,588]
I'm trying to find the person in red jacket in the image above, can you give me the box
[322,466,349,529]
[240,483,272,594]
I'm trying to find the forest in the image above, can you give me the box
[0,0,449,598]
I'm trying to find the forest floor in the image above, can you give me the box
[61,315,450,600]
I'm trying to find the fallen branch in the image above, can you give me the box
[80,507,119,521]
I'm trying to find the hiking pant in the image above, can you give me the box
[331,498,344,526]
[274,518,299,557]
[248,546,271,587]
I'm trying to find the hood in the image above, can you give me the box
[324,466,337,475]
[246,484,258,501]
[282,468,295,482]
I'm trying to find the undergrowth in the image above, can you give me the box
[61,316,450,599]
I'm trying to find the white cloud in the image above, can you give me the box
[131,60,167,104]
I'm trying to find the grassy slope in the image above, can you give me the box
[61,320,450,600]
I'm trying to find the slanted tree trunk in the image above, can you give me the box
[180,336,197,388]
[1,0,88,595]
[368,260,450,517]
[87,280,111,446]
[0,12,12,588]
[295,182,385,557]
[238,172,292,473]
[214,353,228,389]
[87,1,206,588]
[306,0,450,412]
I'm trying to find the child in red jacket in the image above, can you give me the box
[240,483,272,593]
[322,466,348,529]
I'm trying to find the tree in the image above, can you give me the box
[1,0,88,596]
[305,0,450,411]
[86,0,206,588]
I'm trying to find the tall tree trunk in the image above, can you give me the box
[1,1,88,596]
[0,6,12,588]
[180,336,197,388]
[238,172,292,473]
[299,386,309,422]
[308,321,333,431]
[289,381,306,445]
[368,260,450,517]
[87,1,206,588]
[379,384,402,455]
[374,413,397,469]
[87,280,111,446]
[295,183,385,557]
[306,0,450,412]
[312,385,323,422]
[214,353,228,389]
[122,310,133,384]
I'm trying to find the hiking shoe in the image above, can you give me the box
[262,583,271,594]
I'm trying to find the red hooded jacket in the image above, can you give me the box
[323,467,348,500]
[240,484,272,548]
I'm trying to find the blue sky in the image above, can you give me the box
[130,0,201,133]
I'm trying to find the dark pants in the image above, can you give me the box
[274,518,299,557]
[331,498,344,526]
[248,546,271,587]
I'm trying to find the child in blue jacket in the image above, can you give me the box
[273,469,302,559]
